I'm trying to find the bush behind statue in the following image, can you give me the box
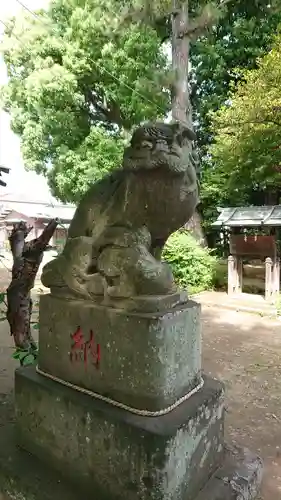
[163,230,217,294]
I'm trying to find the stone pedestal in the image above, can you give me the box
[38,295,201,413]
[15,295,263,499]
[15,368,224,500]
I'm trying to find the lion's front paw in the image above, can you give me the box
[87,273,106,296]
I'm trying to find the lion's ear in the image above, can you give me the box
[170,121,182,134]
[182,126,196,142]
[170,121,196,142]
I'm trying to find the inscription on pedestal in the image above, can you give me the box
[70,327,100,368]
[38,294,202,412]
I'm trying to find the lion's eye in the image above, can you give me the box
[164,137,172,146]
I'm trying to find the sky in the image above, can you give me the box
[0,0,52,201]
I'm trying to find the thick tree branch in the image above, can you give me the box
[86,90,125,128]
[177,0,232,40]
[8,221,32,261]
[24,218,59,254]
[6,219,58,349]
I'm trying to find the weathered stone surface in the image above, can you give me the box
[41,122,199,312]
[15,367,224,500]
[0,397,262,500]
[0,422,80,500]
[38,295,202,412]
[195,445,263,499]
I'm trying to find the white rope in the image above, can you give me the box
[36,366,204,417]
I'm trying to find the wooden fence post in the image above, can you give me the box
[228,255,236,295]
[237,257,243,293]
[272,257,280,297]
[265,257,273,301]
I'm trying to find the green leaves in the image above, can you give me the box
[13,349,29,361]
[191,1,281,150]
[209,32,281,203]
[163,230,217,294]
[3,0,279,210]
[12,344,38,366]
[1,0,170,202]
[0,292,6,304]
[48,126,124,202]
[22,354,37,366]
[190,2,281,230]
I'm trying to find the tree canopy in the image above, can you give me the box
[0,0,231,202]
[190,0,281,150]
[191,0,281,231]
[1,0,281,208]
[1,0,170,202]
[204,31,281,212]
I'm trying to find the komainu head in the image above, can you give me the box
[122,121,196,174]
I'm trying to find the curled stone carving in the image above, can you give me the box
[42,121,199,311]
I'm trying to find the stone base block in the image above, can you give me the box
[38,294,202,412]
[15,367,224,500]
[195,445,263,500]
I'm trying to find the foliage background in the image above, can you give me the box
[1,0,170,202]
[163,230,217,294]
[1,0,281,228]
[205,31,281,215]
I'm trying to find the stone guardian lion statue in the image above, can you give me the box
[42,121,199,312]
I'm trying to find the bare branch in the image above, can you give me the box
[8,221,33,260]
[24,218,59,254]
[86,90,126,128]
[6,218,58,349]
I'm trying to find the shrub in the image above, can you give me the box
[163,230,217,294]
[212,260,227,290]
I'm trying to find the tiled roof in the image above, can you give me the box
[212,206,281,227]
[0,199,76,222]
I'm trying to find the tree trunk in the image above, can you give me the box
[6,219,58,349]
[185,209,207,246]
[171,1,206,245]
[171,1,192,127]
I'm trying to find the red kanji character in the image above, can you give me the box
[70,326,85,362]
[84,330,100,368]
